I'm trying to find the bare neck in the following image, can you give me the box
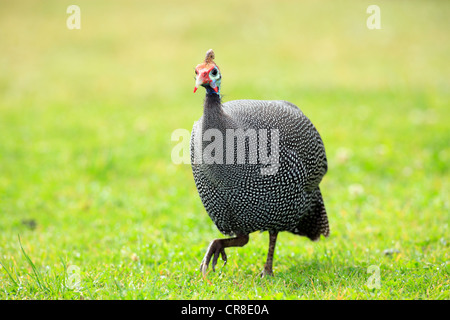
[203,92,225,129]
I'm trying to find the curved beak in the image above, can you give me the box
[193,74,206,93]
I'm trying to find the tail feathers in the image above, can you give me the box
[291,187,330,241]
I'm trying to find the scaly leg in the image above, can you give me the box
[200,234,249,275]
[261,231,278,277]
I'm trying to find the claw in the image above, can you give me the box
[200,261,208,276]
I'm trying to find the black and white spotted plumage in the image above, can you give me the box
[190,94,329,241]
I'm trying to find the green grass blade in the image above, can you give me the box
[0,260,19,288]
[17,234,49,293]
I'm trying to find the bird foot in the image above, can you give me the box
[200,239,228,275]
[260,267,274,278]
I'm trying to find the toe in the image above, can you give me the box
[200,239,221,275]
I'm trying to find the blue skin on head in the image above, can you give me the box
[205,70,221,95]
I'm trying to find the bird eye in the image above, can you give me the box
[211,68,218,77]
[195,69,198,75]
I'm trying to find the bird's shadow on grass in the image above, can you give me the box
[264,255,367,290]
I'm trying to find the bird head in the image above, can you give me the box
[194,49,221,95]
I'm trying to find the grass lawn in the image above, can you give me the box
[0,0,448,299]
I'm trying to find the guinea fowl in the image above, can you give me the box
[190,49,329,277]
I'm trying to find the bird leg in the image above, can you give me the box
[261,231,278,277]
[200,234,249,275]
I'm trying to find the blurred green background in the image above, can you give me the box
[0,0,448,299]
